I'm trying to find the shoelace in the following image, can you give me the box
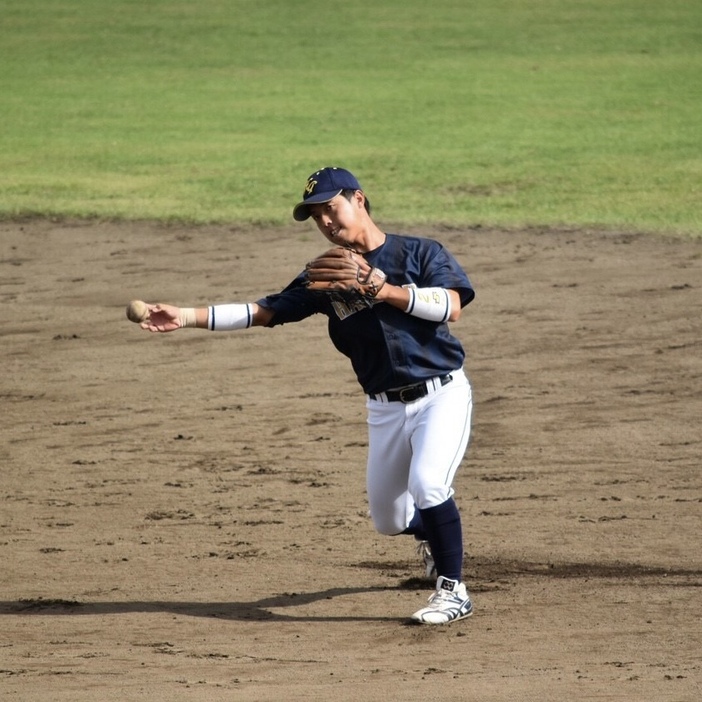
[416,541,431,558]
[428,587,456,605]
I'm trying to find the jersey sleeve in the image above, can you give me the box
[421,243,475,308]
[256,273,324,327]
[370,236,475,308]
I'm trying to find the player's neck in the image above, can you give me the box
[353,219,386,254]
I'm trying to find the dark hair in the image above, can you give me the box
[341,188,371,214]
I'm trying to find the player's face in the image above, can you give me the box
[309,193,364,247]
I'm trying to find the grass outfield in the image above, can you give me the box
[1,0,700,232]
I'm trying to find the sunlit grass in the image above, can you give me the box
[1,0,699,233]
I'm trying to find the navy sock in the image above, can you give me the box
[418,498,463,581]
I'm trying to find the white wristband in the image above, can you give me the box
[404,287,452,323]
[207,303,254,331]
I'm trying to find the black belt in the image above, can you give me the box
[370,374,453,403]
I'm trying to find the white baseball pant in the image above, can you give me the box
[365,368,472,535]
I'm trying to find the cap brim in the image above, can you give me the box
[292,189,342,221]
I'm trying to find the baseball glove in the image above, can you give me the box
[305,247,387,302]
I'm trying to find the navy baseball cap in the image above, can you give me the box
[292,167,369,221]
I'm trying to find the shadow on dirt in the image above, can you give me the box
[0,586,400,622]
[360,557,702,591]
[2,559,699,622]
[467,558,702,582]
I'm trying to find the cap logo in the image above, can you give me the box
[304,178,318,196]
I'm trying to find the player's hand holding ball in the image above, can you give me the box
[125,300,187,332]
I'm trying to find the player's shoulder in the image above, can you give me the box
[384,232,446,254]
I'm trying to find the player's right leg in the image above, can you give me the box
[364,399,413,535]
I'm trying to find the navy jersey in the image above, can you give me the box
[257,234,474,395]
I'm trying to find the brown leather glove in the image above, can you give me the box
[305,247,387,301]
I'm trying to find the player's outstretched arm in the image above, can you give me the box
[130,302,274,333]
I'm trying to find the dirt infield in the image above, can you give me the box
[2,219,700,701]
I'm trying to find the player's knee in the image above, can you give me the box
[369,510,405,536]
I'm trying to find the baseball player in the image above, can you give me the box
[138,167,476,624]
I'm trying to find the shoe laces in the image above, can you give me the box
[416,541,431,560]
[428,585,456,605]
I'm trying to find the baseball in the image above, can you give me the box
[126,299,149,323]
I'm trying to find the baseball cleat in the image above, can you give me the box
[416,540,437,580]
[410,576,473,624]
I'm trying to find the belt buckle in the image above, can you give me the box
[399,384,424,403]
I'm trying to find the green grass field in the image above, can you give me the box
[1,0,700,232]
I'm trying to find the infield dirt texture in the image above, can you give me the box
[2,219,700,701]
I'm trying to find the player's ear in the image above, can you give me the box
[353,190,366,212]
